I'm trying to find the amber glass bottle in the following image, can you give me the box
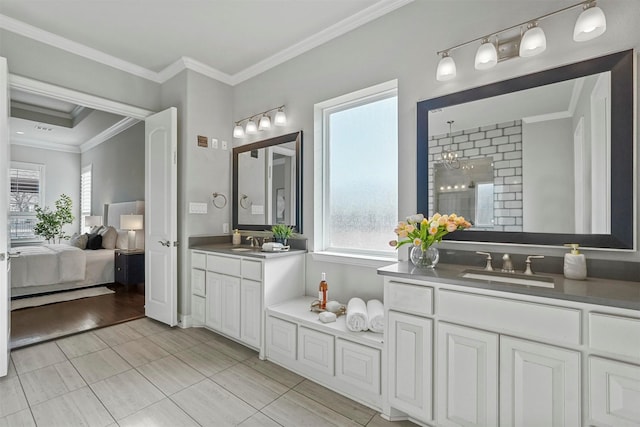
[318,272,328,310]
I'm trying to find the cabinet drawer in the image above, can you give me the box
[387,281,433,316]
[207,254,241,276]
[589,356,640,427]
[192,251,206,269]
[191,268,206,297]
[298,326,334,376]
[266,316,297,363]
[439,289,581,345]
[336,339,380,395]
[589,313,640,361]
[242,259,262,281]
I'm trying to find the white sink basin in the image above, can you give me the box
[230,247,252,252]
[460,270,555,288]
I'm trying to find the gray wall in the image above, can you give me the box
[10,144,80,236]
[81,122,145,215]
[232,0,640,301]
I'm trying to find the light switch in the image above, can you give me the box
[211,138,218,149]
[189,202,208,214]
[221,140,228,150]
[251,204,264,215]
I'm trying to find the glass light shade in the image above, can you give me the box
[233,124,244,138]
[121,214,143,230]
[258,114,271,130]
[245,119,258,134]
[436,55,456,81]
[274,109,287,126]
[475,41,498,70]
[574,5,606,41]
[519,25,546,57]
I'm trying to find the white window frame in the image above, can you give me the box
[313,80,398,266]
[9,161,45,243]
[80,164,92,231]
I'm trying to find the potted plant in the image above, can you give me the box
[34,194,75,243]
[271,224,294,246]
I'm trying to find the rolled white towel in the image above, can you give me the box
[367,299,384,333]
[346,297,369,332]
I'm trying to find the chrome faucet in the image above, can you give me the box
[246,236,262,247]
[476,251,493,271]
[501,254,514,273]
[524,255,545,275]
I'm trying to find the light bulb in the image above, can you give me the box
[574,3,606,42]
[436,53,456,81]
[274,109,287,126]
[245,119,258,134]
[233,124,244,138]
[475,39,497,70]
[258,114,271,130]
[519,23,546,57]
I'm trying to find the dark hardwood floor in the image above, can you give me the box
[10,283,145,349]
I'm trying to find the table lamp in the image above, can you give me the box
[120,214,143,250]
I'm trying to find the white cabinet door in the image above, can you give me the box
[266,316,297,364]
[220,275,241,339]
[191,268,205,297]
[241,279,262,348]
[388,310,433,423]
[205,272,222,330]
[298,326,334,376]
[437,322,499,427]
[589,356,640,427]
[500,336,580,427]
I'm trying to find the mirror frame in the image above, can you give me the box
[232,131,303,233]
[417,50,634,249]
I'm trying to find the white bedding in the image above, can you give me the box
[11,244,86,288]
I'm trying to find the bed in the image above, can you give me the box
[10,201,144,297]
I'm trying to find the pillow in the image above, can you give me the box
[69,232,88,250]
[86,233,103,250]
[89,225,105,235]
[99,226,118,249]
[116,230,129,250]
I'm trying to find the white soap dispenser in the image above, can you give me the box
[563,243,587,280]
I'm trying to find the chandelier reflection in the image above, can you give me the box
[441,120,460,169]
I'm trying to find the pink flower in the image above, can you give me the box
[446,221,457,232]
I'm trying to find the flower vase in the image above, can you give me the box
[410,246,439,269]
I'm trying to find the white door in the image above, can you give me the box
[500,336,581,427]
[387,311,433,423]
[145,107,177,326]
[220,275,240,339]
[0,57,10,377]
[437,322,499,427]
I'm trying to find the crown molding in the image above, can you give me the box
[80,116,141,153]
[230,0,414,85]
[11,137,80,153]
[1,0,414,86]
[9,74,154,119]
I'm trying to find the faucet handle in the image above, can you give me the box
[524,255,545,275]
[476,251,493,271]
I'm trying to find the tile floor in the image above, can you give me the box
[1,317,418,426]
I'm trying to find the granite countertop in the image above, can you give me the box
[190,243,307,259]
[378,262,640,311]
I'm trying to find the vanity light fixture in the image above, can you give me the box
[233,105,286,138]
[435,0,606,81]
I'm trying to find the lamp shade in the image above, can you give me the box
[436,54,456,81]
[258,114,271,130]
[475,40,498,70]
[574,5,606,41]
[245,119,258,134]
[233,124,245,138]
[85,215,103,227]
[519,24,546,57]
[121,214,143,230]
[274,109,287,126]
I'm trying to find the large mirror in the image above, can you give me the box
[233,131,302,232]
[417,50,634,249]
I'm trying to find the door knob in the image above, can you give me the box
[158,240,171,247]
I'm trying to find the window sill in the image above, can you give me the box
[310,251,398,268]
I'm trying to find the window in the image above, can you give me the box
[9,162,44,241]
[80,165,92,231]
[315,80,398,258]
